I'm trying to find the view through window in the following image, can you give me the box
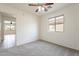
[48,15,64,32]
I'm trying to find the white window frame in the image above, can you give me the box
[48,15,64,32]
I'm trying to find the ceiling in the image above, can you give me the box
[3,3,73,16]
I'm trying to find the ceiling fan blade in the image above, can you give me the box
[35,9,39,12]
[28,3,43,6]
[44,8,48,12]
[47,5,52,8]
[28,3,54,6]
[45,3,54,5]
[28,4,39,6]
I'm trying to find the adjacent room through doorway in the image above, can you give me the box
[0,13,16,49]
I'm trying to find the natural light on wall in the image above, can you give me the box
[48,15,64,32]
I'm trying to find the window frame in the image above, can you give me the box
[48,17,56,32]
[48,14,64,32]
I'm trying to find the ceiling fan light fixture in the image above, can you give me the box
[35,9,39,12]
[41,7,44,11]
[44,8,48,12]
[47,5,52,8]
[38,6,45,12]
[38,6,41,12]
[29,3,54,12]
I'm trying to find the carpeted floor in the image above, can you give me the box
[0,40,79,56]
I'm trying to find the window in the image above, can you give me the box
[48,15,64,32]
[48,18,55,31]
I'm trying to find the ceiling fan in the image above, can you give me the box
[28,3,54,12]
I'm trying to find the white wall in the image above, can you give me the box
[0,4,39,46]
[40,4,79,50]
[0,14,2,42]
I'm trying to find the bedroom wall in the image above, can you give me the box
[40,4,79,50]
[0,4,39,46]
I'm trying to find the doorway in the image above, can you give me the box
[0,13,16,49]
